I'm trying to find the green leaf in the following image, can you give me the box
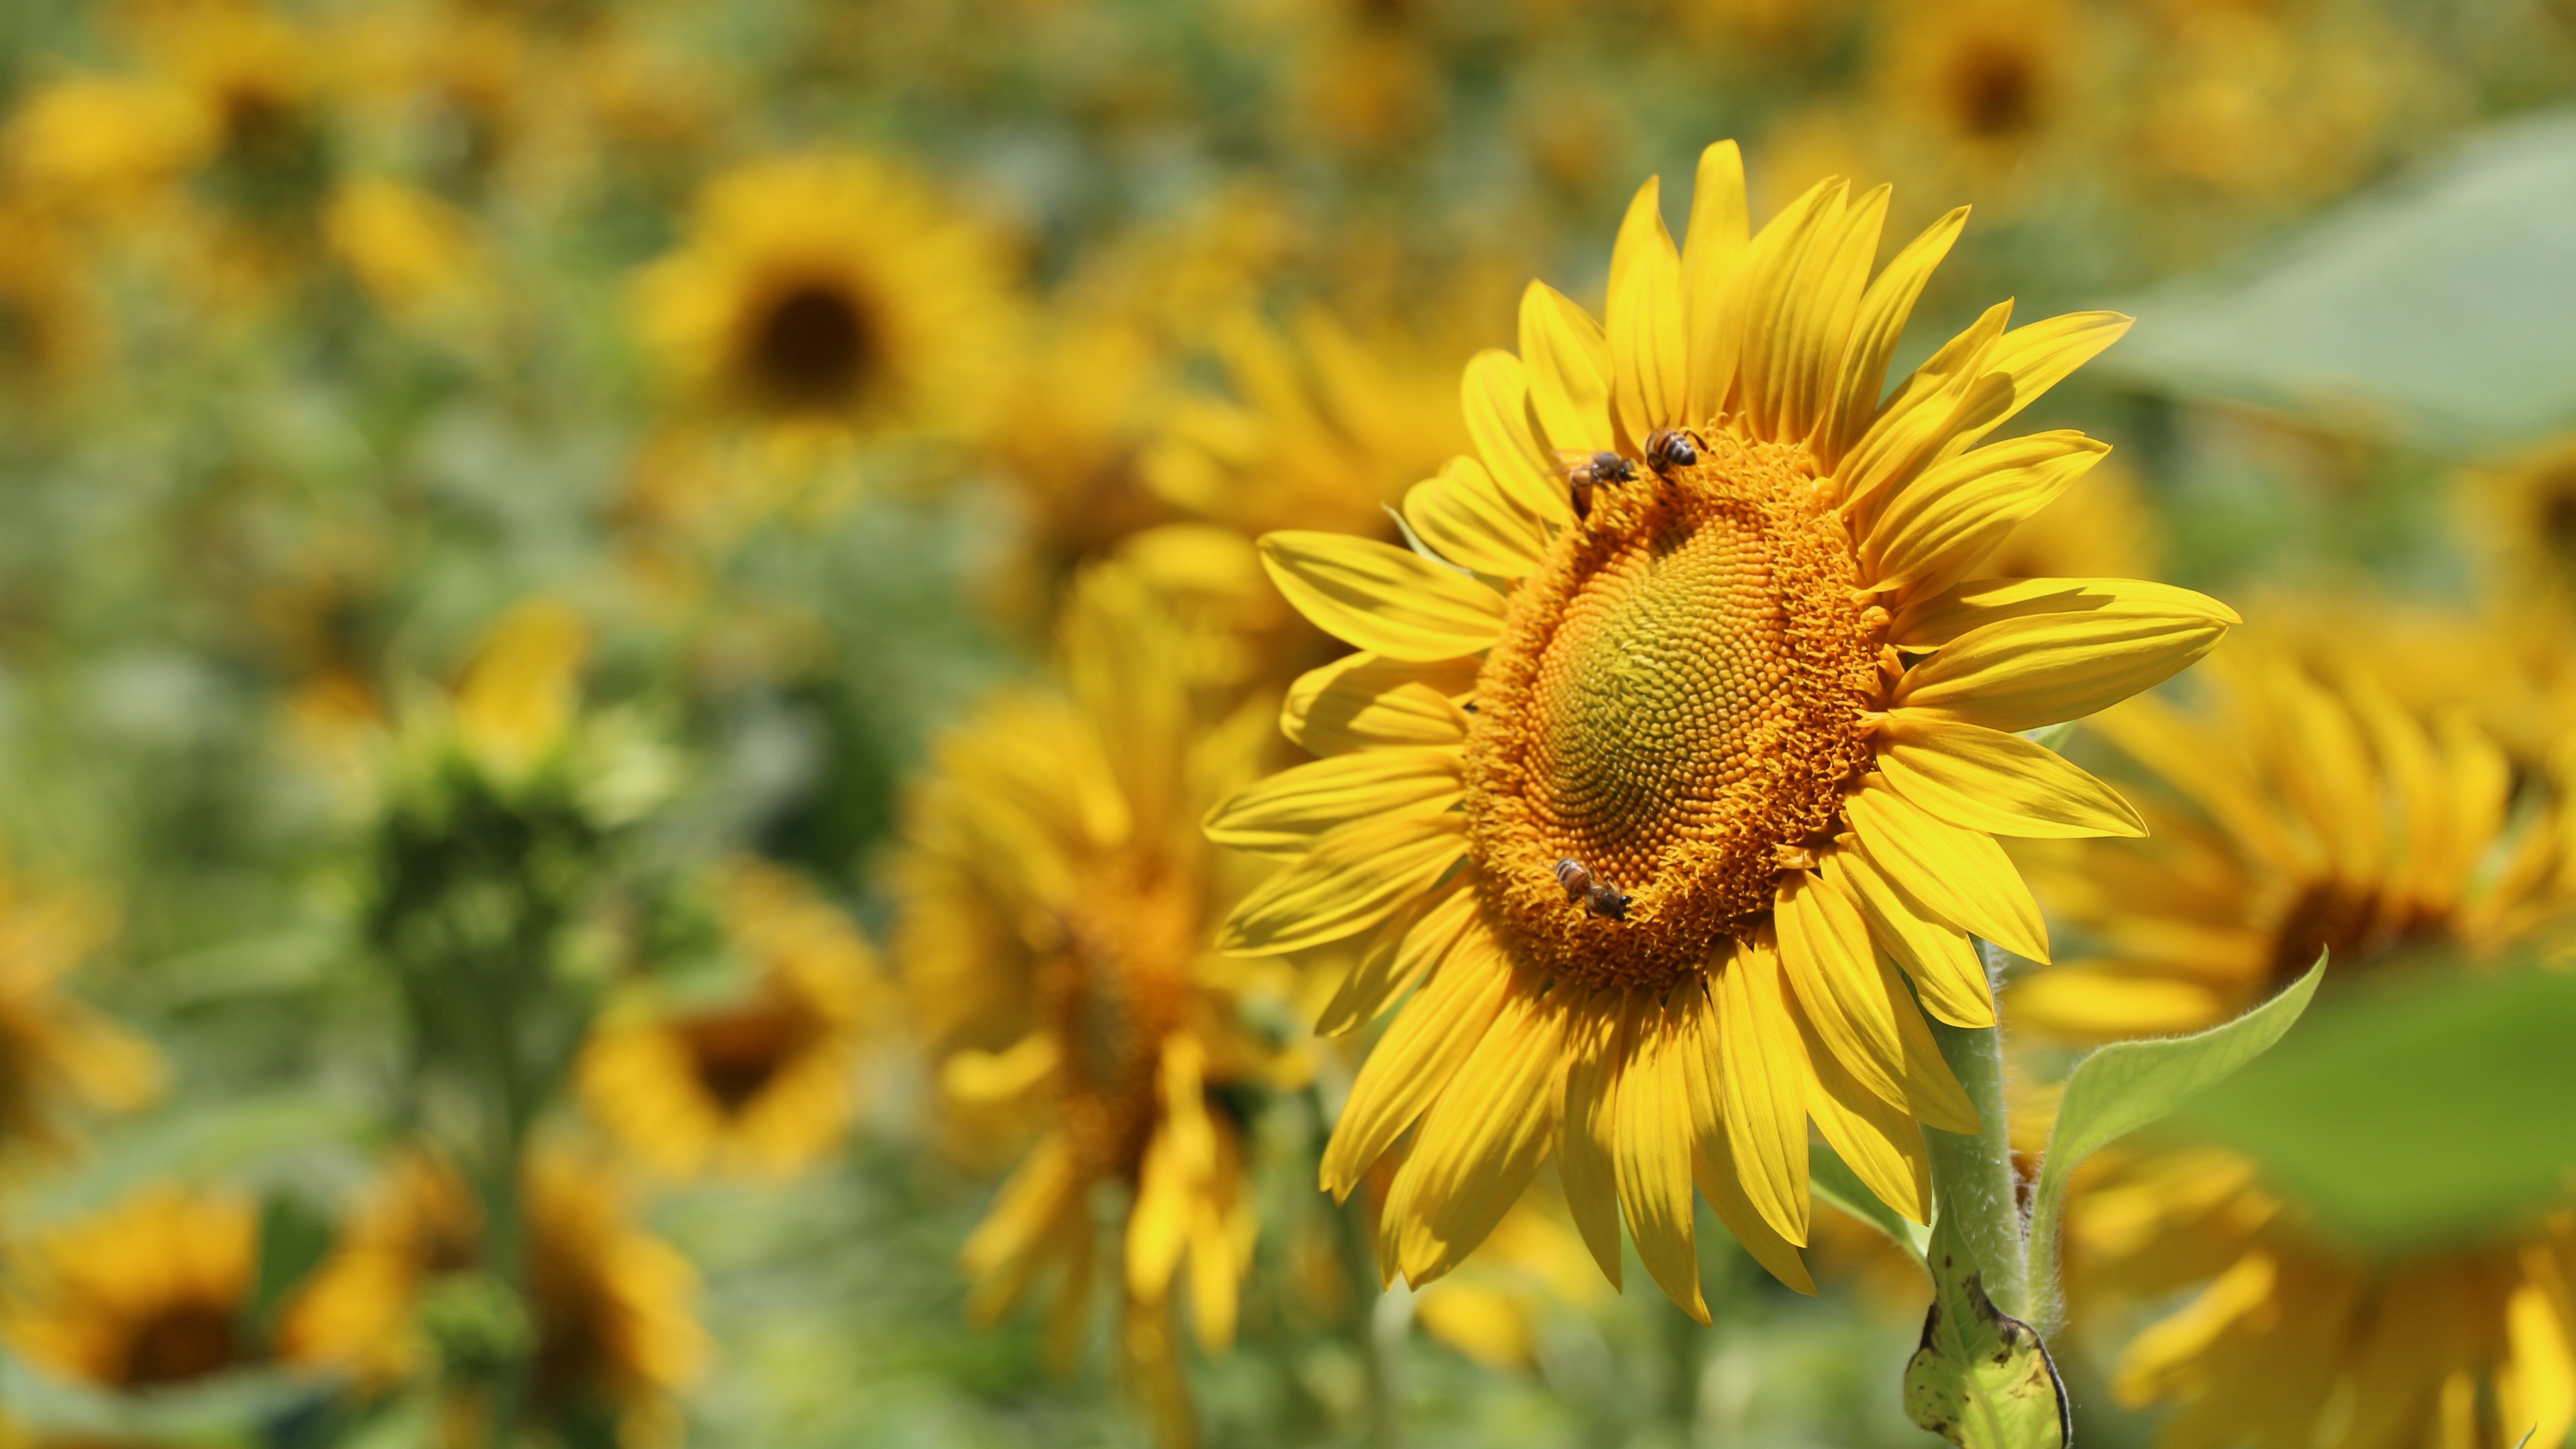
[2166,961,2576,1250]
[2098,111,2576,453]
[1904,1213,2071,1449]
[1810,1141,1929,1269]
[2023,957,2324,1327]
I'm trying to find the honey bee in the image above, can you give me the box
[1554,857,1593,900]
[1555,857,1631,920]
[1553,450,1636,519]
[1644,427,1701,476]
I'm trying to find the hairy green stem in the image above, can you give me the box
[1923,1009,2029,1320]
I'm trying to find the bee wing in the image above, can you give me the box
[1548,448,1594,479]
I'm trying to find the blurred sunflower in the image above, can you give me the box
[578,859,881,1180]
[1144,305,1478,542]
[0,861,159,1156]
[0,211,103,388]
[2012,636,2573,1037]
[2025,636,2576,1448]
[283,1150,706,1426]
[2129,3,2414,204]
[1205,142,2236,1313]
[633,153,1020,447]
[3,1185,261,1391]
[897,559,1297,1440]
[2070,1151,2576,1449]
[2473,437,2576,612]
[1871,0,2090,191]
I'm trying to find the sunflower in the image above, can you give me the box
[2010,633,2575,1038]
[897,558,1297,1438]
[3,1185,262,1392]
[282,1149,706,1421]
[578,858,881,1180]
[2069,1151,2576,1449]
[1143,304,1480,543]
[2473,437,2576,614]
[1203,142,2237,1313]
[0,859,161,1157]
[633,153,1019,444]
[1876,0,2080,161]
[2018,633,2576,1446]
[0,211,103,388]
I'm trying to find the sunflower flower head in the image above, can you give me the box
[1208,142,2237,1313]
[3,1185,261,1393]
[634,153,1020,449]
[898,555,1299,1440]
[578,858,883,1181]
[2025,633,2576,1449]
[0,857,161,1157]
[282,1150,705,1431]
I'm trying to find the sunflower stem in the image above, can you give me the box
[1922,950,2028,1321]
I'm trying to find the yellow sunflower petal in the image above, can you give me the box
[1893,595,2239,733]
[1607,175,1688,451]
[1680,140,1750,424]
[1876,711,2146,840]
[1218,810,1466,956]
[1819,205,1969,467]
[1683,1027,1818,1294]
[1886,576,2233,651]
[1831,843,1996,1029]
[962,1134,1079,1321]
[1405,456,1548,579]
[1778,182,1888,446]
[1203,746,1463,857]
[1387,979,1570,1285]
[1736,176,1845,443]
[1317,877,1479,1036]
[1127,1127,1191,1300]
[1775,867,1977,1132]
[1559,990,1631,1287]
[1862,431,2110,597]
[1781,983,1935,1225]
[2499,1279,2576,1449]
[1461,350,1576,525]
[1282,653,1474,757]
[1980,311,2136,431]
[1835,299,2013,517]
[1259,532,1506,662]
[1617,992,1708,1323]
[1518,282,1613,455]
[1843,777,2050,961]
[1321,920,1512,1197]
[1713,934,1812,1245]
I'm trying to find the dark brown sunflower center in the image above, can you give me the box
[122,1301,241,1388]
[1465,431,1879,991]
[678,1002,814,1114]
[750,281,879,407]
[1045,872,1193,1179]
[1948,39,2039,138]
[2267,881,2453,990]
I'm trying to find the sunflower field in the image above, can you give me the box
[3,1,2576,1447]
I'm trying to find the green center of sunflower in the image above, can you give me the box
[749,279,881,409]
[1464,430,1879,991]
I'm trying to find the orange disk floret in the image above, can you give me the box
[1468,430,1882,991]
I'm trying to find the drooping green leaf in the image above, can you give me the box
[1904,1213,2070,1449]
[2166,961,2576,1250]
[2023,957,2322,1325]
[1810,1141,1929,1269]
[2098,111,2576,453]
